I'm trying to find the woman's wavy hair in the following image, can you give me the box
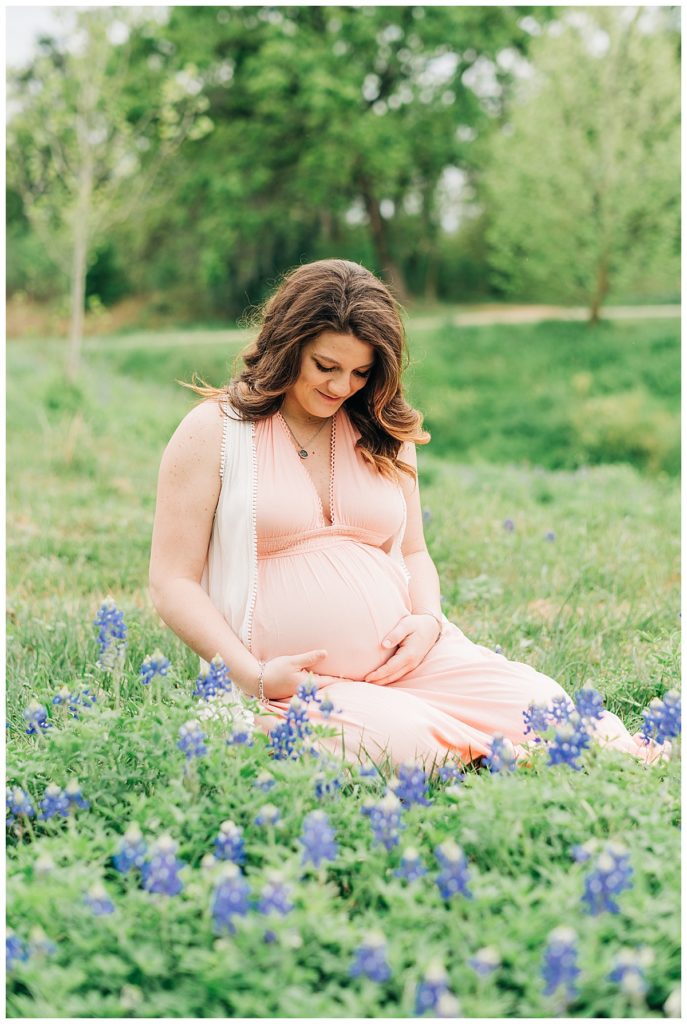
[183,258,431,482]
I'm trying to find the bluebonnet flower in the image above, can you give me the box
[573,682,605,722]
[541,926,580,1001]
[142,836,185,896]
[523,702,551,742]
[581,841,633,915]
[570,839,596,864]
[314,771,341,800]
[254,770,276,792]
[318,694,336,720]
[254,803,281,827]
[296,677,320,703]
[65,780,89,811]
[359,763,379,779]
[437,763,464,785]
[349,930,391,983]
[394,847,427,883]
[548,714,591,771]
[545,530,556,542]
[362,792,405,850]
[34,853,56,877]
[227,719,254,747]
[435,992,461,1017]
[300,810,338,867]
[177,719,207,760]
[607,948,654,999]
[549,695,575,725]
[6,786,35,826]
[84,883,114,916]
[422,508,432,525]
[484,735,517,773]
[391,762,431,807]
[39,784,70,820]
[212,863,250,934]
[193,654,233,700]
[469,946,501,976]
[435,839,472,901]
[113,823,147,873]
[28,926,56,958]
[414,961,449,1016]
[93,596,127,671]
[268,719,299,760]
[493,644,503,654]
[640,691,681,745]
[6,930,29,971]
[140,650,171,686]
[214,820,245,864]
[503,518,515,532]
[257,870,293,916]
[285,696,310,737]
[52,684,97,719]
[23,700,52,736]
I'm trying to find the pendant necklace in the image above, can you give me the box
[279,411,330,458]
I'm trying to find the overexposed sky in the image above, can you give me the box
[6,6,65,69]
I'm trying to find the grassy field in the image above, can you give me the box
[6,318,680,1017]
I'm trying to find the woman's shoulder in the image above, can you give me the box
[164,398,227,471]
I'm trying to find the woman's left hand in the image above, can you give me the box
[364,613,440,685]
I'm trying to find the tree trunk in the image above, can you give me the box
[356,172,410,304]
[66,160,93,383]
[589,253,610,325]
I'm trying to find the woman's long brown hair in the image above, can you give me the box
[182,258,431,482]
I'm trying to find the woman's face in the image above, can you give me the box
[282,331,375,422]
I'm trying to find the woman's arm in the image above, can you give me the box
[398,441,443,622]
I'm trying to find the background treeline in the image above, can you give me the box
[7,5,681,332]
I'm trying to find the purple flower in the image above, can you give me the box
[391,762,431,807]
[6,930,29,971]
[254,803,281,827]
[142,836,185,896]
[493,644,503,654]
[296,678,320,703]
[547,715,591,771]
[544,530,556,542]
[522,702,551,742]
[362,792,405,850]
[193,655,232,700]
[6,786,35,826]
[254,770,276,792]
[39,784,70,820]
[414,961,450,1015]
[113,823,147,873]
[640,691,681,745]
[422,508,432,525]
[607,948,654,999]
[435,840,472,901]
[52,684,97,718]
[177,719,207,760]
[573,682,605,722]
[93,596,127,670]
[84,883,114,916]
[541,926,580,1001]
[140,650,171,686]
[503,518,515,532]
[214,820,245,864]
[394,847,427,883]
[257,871,293,916]
[318,694,337,720]
[468,946,501,976]
[359,763,379,779]
[581,841,633,915]
[437,763,464,785]
[23,700,52,736]
[65,780,89,811]
[314,771,341,801]
[300,810,338,867]
[549,695,575,725]
[349,931,391,983]
[212,863,250,934]
[570,839,596,864]
[484,735,517,773]
[226,721,254,747]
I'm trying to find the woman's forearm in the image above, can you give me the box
[149,578,261,696]
[404,550,443,620]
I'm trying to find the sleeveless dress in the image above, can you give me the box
[244,406,665,768]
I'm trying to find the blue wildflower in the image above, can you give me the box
[541,926,580,1001]
[350,931,391,983]
[23,700,52,736]
[394,847,427,883]
[437,763,464,785]
[415,961,450,1016]
[391,762,431,807]
[140,650,171,686]
[359,763,379,779]
[257,870,293,916]
[469,946,501,976]
[296,677,320,703]
[318,694,336,720]
[573,682,605,722]
[177,719,207,760]
[435,839,472,901]
[545,530,556,542]
[362,792,405,850]
[227,720,254,747]
[84,883,114,916]
[6,930,29,971]
[193,654,232,700]
[113,823,147,873]
[214,820,245,864]
[570,839,596,864]
[548,715,591,771]
[212,863,250,934]
[493,644,503,654]
[27,926,56,958]
[607,948,654,999]
[39,784,70,820]
[503,518,515,532]
[142,836,185,896]
[522,702,551,742]
[422,508,432,525]
[254,770,276,792]
[484,735,517,773]
[549,695,575,725]
[581,841,633,915]
[93,596,127,670]
[65,780,89,811]
[300,810,338,868]
[6,786,35,826]
[314,771,341,800]
[640,691,681,745]
[254,803,281,827]
[52,684,97,719]
[267,719,299,760]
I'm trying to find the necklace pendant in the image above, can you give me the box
[298,449,309,459]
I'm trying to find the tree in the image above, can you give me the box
[480,6,680,321]
[7,8,213,380]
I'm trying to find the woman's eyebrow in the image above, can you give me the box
[312,352,375,369]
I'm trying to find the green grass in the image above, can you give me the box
[6,320,680,1017]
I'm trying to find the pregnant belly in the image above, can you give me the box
[251,543,412,680]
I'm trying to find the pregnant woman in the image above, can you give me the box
[149,259,665,769]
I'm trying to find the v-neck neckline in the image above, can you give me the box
[276,408,338,528]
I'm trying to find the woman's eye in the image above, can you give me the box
[315,361,369,380]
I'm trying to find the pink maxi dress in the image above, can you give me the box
[249,406,665,769]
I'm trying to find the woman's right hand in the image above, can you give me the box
[260,650,345,701]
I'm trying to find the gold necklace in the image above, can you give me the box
[279,411,330,459]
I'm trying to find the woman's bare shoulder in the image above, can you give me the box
[163,398,226,475]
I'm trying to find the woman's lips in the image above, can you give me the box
[317,391,341,402]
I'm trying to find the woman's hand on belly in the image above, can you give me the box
[363,614,440,686]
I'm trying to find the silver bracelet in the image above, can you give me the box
[256,659,270,706]
[415,609,443,644]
